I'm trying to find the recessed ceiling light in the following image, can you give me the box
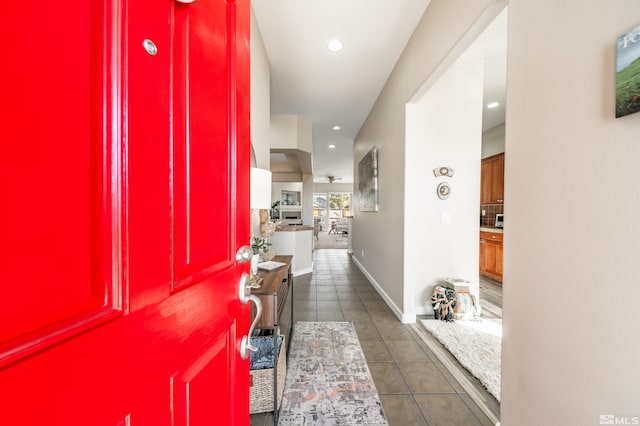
[332,125,341,131]
[487,102,500,109]
[327,39,343,52]
[328,144,336,149]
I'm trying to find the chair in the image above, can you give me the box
[313,217,323,239]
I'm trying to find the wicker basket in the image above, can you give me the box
[249,335,286,414]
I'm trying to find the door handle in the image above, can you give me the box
[238,272,263,359]
[236,247,259,288]
[236,245,253,264]
[240,295,262,360]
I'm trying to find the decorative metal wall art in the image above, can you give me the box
[358,147,379,212]
[433,166,455,177]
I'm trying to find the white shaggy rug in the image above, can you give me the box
[421,319,502,401]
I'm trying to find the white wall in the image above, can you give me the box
[312,182,354,194]
[502,1,640,424]
[481,123,505,158]
[250,8,271,169]
[250,8,271,238]
[302,174,314,226]
[270,115,298,149]
[353,0,503,319]
[405,56,483,319]
[270,115,313,153]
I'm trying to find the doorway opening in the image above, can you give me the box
[406,5,507,422]
[313,192,351,250]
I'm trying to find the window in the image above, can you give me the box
[313,193,327,219]
[329,192,351,219]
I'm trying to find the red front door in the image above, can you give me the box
[0,1,251,424]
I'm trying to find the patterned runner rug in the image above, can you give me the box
[278,321,388,425]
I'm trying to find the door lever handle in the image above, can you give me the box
[240,294,262,360]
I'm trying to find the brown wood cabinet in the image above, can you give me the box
[480,153,505,204]
[480,231,503,282]
[251,255,293,330]
[250,255,293,421]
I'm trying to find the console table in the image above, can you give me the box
[251,255,293,422]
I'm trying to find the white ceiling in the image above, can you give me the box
[252,1,507,184]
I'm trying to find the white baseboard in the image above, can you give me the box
[351,256,414,324]
[414,305,434,316]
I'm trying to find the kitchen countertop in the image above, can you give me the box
[275,225,313,232]
[480,226,504,234]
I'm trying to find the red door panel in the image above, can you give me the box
[0,0,122,366]
[126,0,173,313]
[172,328,234,426]
[172,0,232,291]
[0,0,251,424]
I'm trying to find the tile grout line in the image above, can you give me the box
[287,252,499,426]
[410,323,500,426]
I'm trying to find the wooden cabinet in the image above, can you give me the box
[250,255,293,421]
[481,153,505,204]
[251,255,293,330]
[480,231,503,282]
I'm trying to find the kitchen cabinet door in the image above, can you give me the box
[480,159,493,204]
[495,242,503,277]
[491,154,505,203]
[480,153,505,204]
[480,232,503,282]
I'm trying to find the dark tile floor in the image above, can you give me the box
[250,249,500,426]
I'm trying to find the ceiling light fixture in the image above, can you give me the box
[487,102,500,109]
[327,38,343,52]
[332,125,341,131]
[328,144,336,149]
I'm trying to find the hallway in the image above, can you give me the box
[251,250,500,426]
